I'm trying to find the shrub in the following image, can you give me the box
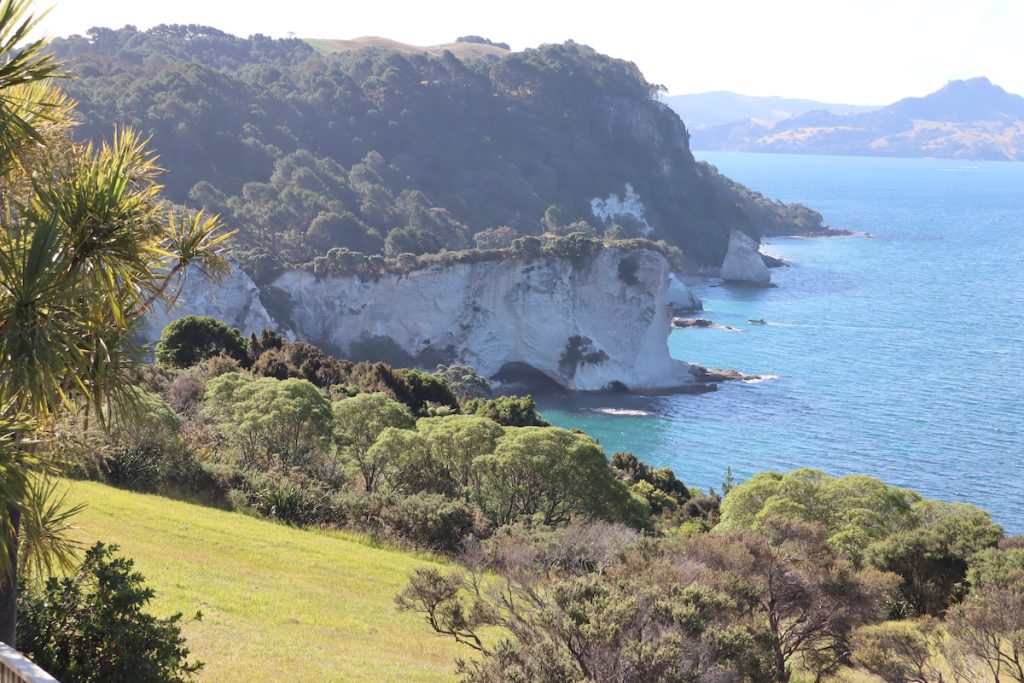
[326,491,485,551]
[395,368,459,415]
[18,542,202,683]
[473,427,645,528]
[434,364,492,399]
[473,226,518,250]
[100,444,163,492]
[231,470,330,526]
[164,371,206,415]
[609,452,690,513]
[203,373,334,469]
[156,316,248,369]
[462,395,548,427]
[379,493,482,552]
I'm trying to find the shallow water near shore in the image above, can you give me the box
[538,152,1024,533]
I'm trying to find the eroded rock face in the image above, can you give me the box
[720,230,771,285]
[591,183,655,236]
[140,249,698,392]
[667,273,703,312]
[137,264,277,343]
[270,248,696,392]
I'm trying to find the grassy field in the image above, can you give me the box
[64,480,465,682]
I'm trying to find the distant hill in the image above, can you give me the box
[663,91,876,129]
[691,78,1024,161]
[51,25,826,270]
[307,35,510,62]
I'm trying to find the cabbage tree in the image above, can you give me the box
[0,0,232,644]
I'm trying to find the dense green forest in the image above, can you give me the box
[51,25,824,271]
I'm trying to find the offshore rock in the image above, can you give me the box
[720,230,771,285]
[666,273,703,312]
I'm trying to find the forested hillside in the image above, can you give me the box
[52,25,824,270]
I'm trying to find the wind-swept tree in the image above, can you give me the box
[0,0,232,644]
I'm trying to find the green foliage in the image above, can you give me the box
[112,388,182,449]
[719,468,923,562]
[473,427,644,527]
[944,567,1024,683]
[609,451,690,514]
[50,28,824,269]
[364,428,441,495]
[230,470,329,526]
[156,316,248,369]
[866,501,1003,616]
[966,545,1024,590]
[684,519,900,683]
[202,373,333,468]
[462,394,547,427]
[17,542,202,683]
[0,6,231,640]
[332,392,414,492]
[415,414,505,494]
[719,469,1003,616]
[851,620,942,683]
[433,364,492,399]
[472,226,517,250]
[395,368,459,415]
[376,492,481,553]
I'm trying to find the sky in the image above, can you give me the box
[38,0,1024,105]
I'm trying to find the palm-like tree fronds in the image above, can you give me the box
[0,0,66,173]
[17,477,84,583]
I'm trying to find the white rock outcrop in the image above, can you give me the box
[590,183,654,236]
[137,264,277,343]
[271,248,696,392]
[666,273,702,312]
[720,229,771,285]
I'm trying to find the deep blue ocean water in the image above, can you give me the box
[539,152,1024,533]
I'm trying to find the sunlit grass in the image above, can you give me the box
[63,480,464,682]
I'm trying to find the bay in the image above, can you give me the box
[539,152,1024,532]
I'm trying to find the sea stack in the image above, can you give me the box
[720,229,771,285]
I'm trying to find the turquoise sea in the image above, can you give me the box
[540,152,1024,533]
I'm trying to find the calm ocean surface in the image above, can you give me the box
[539,152,1024,533]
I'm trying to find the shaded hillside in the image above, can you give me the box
[693,77,1024,160]
[53,25,825,269]
[664,91,876,129]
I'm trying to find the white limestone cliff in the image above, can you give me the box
[667,273,702,312]
[137,264,277,343]
[140,248,699,392]
[275,248,694,392]
[720,229,771,285]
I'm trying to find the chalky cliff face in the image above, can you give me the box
[142,249,698,392]
[271,248,696,392]
[138,266,277,345]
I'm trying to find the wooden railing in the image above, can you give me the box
[0,643,58,683]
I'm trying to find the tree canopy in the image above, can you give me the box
[51,26,823,271]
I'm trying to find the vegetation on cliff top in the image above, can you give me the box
[52,25,824,272]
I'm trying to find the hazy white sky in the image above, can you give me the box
[39,0,1024,104]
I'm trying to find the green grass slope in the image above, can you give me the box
[64,481,462,682]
